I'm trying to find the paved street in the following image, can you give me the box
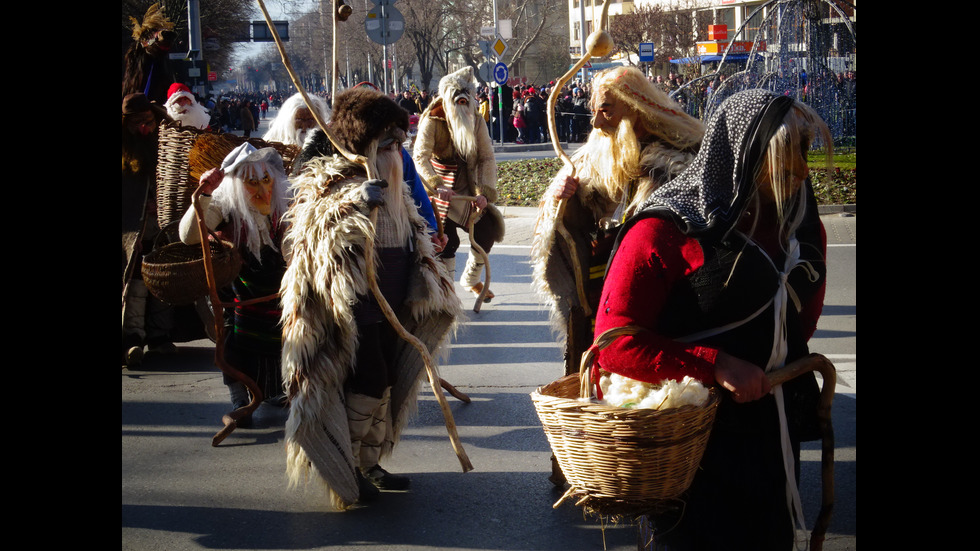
[123,107,855,550]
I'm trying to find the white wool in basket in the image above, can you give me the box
[598,373,710,409]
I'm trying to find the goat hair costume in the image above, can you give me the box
[529,140,699,366]
[279,152,461,509]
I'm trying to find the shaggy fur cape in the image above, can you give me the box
[530,141,698,359]
[279,154,461,509]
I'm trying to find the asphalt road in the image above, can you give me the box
[125,107,855,550]
[122,196,855,550]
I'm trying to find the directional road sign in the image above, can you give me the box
[493,62,508,86]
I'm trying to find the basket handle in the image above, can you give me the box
[578,327,837,403]
[577,325,647,399]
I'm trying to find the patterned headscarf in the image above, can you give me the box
[634,89,794,240]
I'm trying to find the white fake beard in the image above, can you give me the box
[373,146,412,247]
[169,100,211,130]
[581,116,641,210]
[294,127,311,148]
[444,96,479,162]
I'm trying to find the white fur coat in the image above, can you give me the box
[279,154,461,509]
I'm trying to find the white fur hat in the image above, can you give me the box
[438,66,478,100]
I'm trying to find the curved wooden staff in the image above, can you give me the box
[766,353,837,551]
[446,194,491,312]
[544,0,614,319]
[192,182,280,447]
[364,142,473,472]
[258,0,472,472]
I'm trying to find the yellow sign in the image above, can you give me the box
[492,37,508,58]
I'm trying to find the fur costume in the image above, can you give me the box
[279,90,461,510]
[529,67,704,372]
[122,2,176,104]
[413,67,505,244]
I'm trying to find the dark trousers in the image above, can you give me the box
[439,216,496,260]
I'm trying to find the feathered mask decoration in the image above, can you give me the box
[130,2,174,42]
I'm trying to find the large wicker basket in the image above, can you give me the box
[531,326,720,513]
[155,121,300,228]
[141,223,241,306]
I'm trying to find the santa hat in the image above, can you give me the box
[165,83,194,106]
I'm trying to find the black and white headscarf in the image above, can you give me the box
[629,88,821,543]
[634,89,795,239]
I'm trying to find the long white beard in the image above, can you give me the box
[373,147,412,247]
[294,127,311,148]
[444,97,479,162]
[578,116,641,214]
[169,101,211,130]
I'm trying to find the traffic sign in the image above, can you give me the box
[639,42,655,62]
[491,36,508,59]
[478,62,493,82]
[365,5,404,45]
[493,62,508,86]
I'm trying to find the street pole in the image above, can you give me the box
[493,0,503,145]
[187,0,203,96]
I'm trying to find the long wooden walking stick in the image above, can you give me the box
[544,0,614,321]
[443,194,491,312]
[191,180,280,447]
[257,0,472,472]
[766,353,837,551]
[363,142,473,472]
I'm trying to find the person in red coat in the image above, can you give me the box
[592,89,832,550]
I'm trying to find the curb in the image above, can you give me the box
[818,204,856,215]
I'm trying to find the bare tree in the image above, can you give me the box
[608,0,708,75]
[122,0,257,83]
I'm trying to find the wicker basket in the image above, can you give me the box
[531,325,720,513]
[141,223,242,306]
[155,122,300,228]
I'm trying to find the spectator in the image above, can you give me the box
[240,100,255,138]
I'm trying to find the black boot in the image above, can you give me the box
[356,469,381,502]
[363,464,411,491]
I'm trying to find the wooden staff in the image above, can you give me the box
[544,0,614,319]
[257,0,472,472]
[444,194,491,312]
[192,181,280,447]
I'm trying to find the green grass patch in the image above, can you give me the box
[497,151,856,207]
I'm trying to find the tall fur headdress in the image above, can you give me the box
[328,87,408,155]
[130,3,174,42]
[438,66,478,101]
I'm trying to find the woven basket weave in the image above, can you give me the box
[141,222,242,306]
[531,326,720,513]
[155,122,300,228]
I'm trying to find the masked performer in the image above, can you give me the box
[279,87,461,509]
[530,66,704,375]
[263,92,331,149]
[414,66,505,301]
[164,82,211,130]
[179,143,291,424]
[122,2,177,104]
[122,93,172,366]
[593,89,831,550]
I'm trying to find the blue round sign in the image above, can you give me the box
[493,62,508,86]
